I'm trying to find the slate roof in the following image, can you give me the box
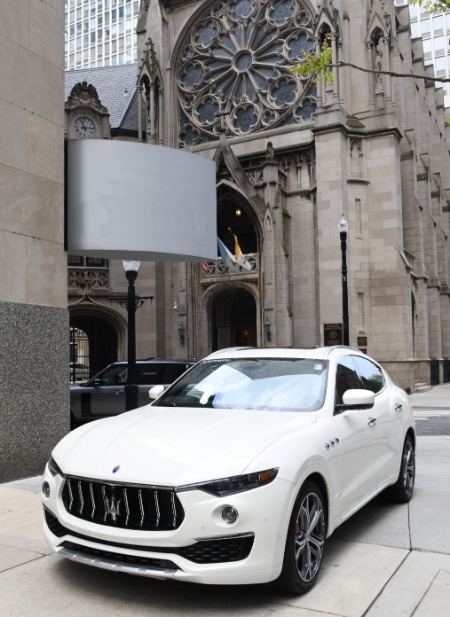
[65,64,142,130]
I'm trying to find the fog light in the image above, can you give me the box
[42,481,50,498]
[221,505,238,524]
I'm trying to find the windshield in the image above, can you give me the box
[155,358,328,412]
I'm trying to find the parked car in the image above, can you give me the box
[43,346,415,594]
[70,359,195,429]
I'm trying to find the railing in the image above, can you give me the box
[430,359,440,386]
[202,253,259,278]
[443,359,450,384]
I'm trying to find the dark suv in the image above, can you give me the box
[70,359,195,429]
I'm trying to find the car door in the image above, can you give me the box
[352,355,406,485]
[83,365,127,418]
[332,355,381,517]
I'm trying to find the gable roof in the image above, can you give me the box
[65,64,140,130]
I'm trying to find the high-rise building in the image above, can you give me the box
[65,0,139,71]
[396,0,450,105]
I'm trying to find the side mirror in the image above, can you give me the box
[149,385,165,400]
[337,389,375,412]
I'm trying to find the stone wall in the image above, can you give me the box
[0,0,68,481]
[0,302,69,482]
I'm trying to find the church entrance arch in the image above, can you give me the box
[211,287,257,351]
[69,311,122,381]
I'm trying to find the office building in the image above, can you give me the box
[65,0,139,70]
[396,0,450,105]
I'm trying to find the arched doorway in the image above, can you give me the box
[70,315,118,379]
[211,287,257,351]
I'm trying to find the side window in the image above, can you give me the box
[137,365,161,385]
[95,366,127,385]
[352,356,385,394]
[335,356,361,404]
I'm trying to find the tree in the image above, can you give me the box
[291,0,450,84]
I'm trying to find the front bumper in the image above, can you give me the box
[41,465,294,586]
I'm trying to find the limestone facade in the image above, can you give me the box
[134,0,450,391]
[0,0,68,481]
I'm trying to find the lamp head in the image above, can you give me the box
[338,215,348,235]
[123,260,140,283]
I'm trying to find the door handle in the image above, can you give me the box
[367,417,377,426]
[395,403,402,412]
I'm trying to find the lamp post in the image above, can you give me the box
[338,215,349,346]
[123,260,140,411]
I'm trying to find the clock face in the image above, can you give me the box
[73,115,97,139]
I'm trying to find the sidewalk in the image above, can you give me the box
[1,389,449,616]
[409,381,450,409]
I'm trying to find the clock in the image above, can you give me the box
[73,115,97,139]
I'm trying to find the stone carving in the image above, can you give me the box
[177,0,317,146]
[65,81,108,114]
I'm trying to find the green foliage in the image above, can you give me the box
[290,2,450,85]
[290,35,333,83]
[419,1,450,11]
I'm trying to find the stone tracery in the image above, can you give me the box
[177,0,317,146]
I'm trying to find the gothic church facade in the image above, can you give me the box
[68,0,450,392]
[131,0,450,390]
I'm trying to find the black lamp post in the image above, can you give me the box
[123,260,140,411]
[338,215,349,346]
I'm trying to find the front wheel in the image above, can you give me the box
[387,434,415,503]
[275,481,326,594]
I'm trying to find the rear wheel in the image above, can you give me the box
[275,481,326,594]
[388,435,415,503]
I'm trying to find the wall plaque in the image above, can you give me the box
[324,323,342,346]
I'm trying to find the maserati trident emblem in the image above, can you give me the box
[104,495,122,523]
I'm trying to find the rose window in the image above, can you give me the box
[177,0,316,147]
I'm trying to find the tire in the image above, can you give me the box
[275,481,326,594]
[388,434,415,503]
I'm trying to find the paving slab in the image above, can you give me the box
[0,487,50,555]
[366,551,450,617]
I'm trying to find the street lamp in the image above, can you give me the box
[338,215,349,346]
[123,260,140,411]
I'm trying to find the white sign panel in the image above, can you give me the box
[66,140,217,261]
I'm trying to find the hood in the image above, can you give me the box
[53,405,316,486]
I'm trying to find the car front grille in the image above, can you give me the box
[61,477,184,531]
[45,508,254,564]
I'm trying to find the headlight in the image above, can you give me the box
[178,468,278,496]
[48,457,64,478]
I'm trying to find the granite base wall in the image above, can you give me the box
[0,301,69,482]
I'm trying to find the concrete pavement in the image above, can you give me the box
[1,387,450,617]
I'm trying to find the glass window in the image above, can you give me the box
[352,357,386,394]
[421,19,430,35]
[433,15,443,33]
[434,36,445,54]
[423,38,432,58]
[156,358,329,412]
[435,56,446,74]
[335,357,361,404]
[410,21,419,38]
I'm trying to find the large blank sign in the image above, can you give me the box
[66,140,217,261]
